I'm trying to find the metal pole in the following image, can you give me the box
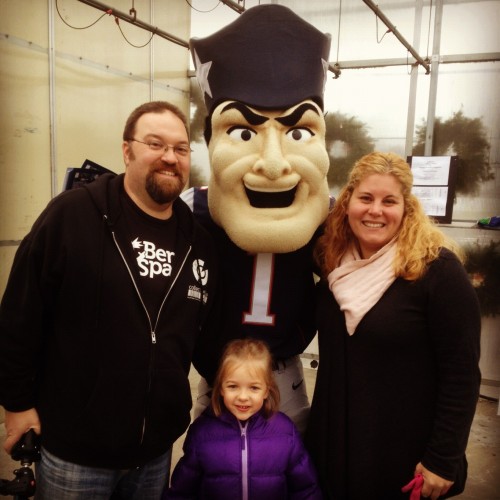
[405,0,424,158]
[149,0,155,101]
[77,0,189,48]
[48,0,58,197]
[424,0,443,156]
[218,0,245,14]
[362,0,431,74]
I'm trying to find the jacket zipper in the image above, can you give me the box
[111,230,192,442]
[239,420,249,500]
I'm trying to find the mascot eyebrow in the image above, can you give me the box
[221,102,268,125]
[221,101,320,127]
[275,103,320,126]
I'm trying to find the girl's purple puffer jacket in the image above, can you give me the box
[163,408,322,499]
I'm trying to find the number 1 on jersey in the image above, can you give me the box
[243,253,275,325]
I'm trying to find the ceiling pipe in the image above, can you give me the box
[218,0,245,14]
[77,0,189,48]
[362,0,431,74]
[77,0,428,80]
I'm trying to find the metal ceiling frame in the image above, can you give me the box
[76,0,500,75]
[77,0,189,48]
[362,0,431,74]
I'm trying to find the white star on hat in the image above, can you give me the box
[193,49,213,98]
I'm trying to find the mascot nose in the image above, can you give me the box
[252,129,292,180]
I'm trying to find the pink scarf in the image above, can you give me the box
[327,240,397,335]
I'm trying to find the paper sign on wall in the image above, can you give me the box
[407,156,458,224]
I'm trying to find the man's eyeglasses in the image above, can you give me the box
[128,138,192,157]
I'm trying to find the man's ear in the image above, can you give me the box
[122,141,131,165]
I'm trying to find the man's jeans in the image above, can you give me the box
[35,446,171,500]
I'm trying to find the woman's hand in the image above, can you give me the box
[415,462,454,500]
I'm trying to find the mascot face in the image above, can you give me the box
[207,99,330,254]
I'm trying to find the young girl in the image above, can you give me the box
[163,339,322,499]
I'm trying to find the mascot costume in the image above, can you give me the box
[185,4,332,433]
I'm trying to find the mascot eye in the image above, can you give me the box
[227,126,256,142]
[286,127,314,142]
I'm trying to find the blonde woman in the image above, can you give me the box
[305,152,480,499]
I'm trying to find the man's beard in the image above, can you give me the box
[145,170,184,205]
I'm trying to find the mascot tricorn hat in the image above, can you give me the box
[190,4,331,114]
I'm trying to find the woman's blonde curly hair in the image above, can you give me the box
[315,152,463,280]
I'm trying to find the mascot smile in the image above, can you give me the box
[206,99,330,253]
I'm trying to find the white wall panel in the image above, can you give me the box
[0,0,192,295]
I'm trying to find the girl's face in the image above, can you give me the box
[346,173,405,259]
[220,360,269,421]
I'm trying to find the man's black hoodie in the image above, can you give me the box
[0,173,217,468]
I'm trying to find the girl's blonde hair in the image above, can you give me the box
[211,339,280,418]
[315,151,463,280]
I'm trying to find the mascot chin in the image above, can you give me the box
[185,4,332,433]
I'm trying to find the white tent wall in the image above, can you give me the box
[0,0,191,293]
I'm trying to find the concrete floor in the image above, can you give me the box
[1,364,499,499]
